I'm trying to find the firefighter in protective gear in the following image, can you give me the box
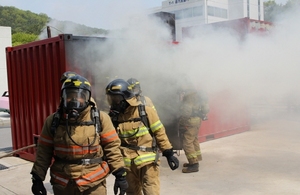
[179,89,209,173]
[127,78,156,111]
[30,75,128,195]
[106,79,179,195]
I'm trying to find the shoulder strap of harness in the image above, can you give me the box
[91,106,102,135]
[137,104,152,136]
[50,111,61,136]
[139,95,146,105]
[137,104,159,165]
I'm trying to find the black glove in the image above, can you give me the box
[112,168,128,195]
[163,149,179,170]
[31,173,47,195]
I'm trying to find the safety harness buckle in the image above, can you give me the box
[81,159,91,165]
[139,146,147,152]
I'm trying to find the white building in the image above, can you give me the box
[0,26,12,93]
[150,0,264,41]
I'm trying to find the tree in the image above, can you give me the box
[264,0,300,22]
[12,32,38,46]
[263,0,283,22]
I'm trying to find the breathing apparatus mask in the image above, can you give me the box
[61,75,91,120]
[62,88,90,119]
[107,94,129,114]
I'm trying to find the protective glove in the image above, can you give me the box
[112,167,128,195]
[163,148,179,170]
[31,173,47,195]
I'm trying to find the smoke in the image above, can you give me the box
[39,3,300,124]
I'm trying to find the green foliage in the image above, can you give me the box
[264,0,300,22]
[0,5,108,46]
[0,6,49,34]
[12,32,38,46]
[264,1,283,22]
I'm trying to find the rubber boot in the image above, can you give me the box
[182,163,199,173]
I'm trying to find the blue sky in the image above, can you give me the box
[0,0,289,29]
[0,0,164,29]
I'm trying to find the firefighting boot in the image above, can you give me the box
[182,163,199,173]
[183,155,202,167]
[183,162,200,167]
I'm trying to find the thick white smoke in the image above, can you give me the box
[39,3,300,123]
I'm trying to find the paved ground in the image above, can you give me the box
[0,112,300,195]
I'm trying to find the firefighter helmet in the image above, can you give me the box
[61,75,91,112]
[127,78,141,96]
[106,79,134,113]
[60,71,78,84]
[106,79,134,100]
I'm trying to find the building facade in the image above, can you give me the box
[0,26,12,93]
[150,0,264,41]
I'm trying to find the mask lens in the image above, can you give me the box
[63,88,90,110]
[106,95,123,106]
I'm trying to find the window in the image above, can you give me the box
[207,6,227,19]
[193,6,203,16]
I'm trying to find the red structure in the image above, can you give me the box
[6,34,107,161]
[182,17,272,39]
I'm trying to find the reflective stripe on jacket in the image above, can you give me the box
[50,161,110,186]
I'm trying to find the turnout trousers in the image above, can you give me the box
[126,163,160,195]
[180,117,202,164]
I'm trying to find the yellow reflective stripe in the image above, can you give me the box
[196,150,201,156]
[124,158,132,167]
[134,153,156,165]
[186,152,198,159]
[150,120,163,133]
[119,126,149,138]
[123,153,156,166]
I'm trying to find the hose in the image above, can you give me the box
[0,144,36,159]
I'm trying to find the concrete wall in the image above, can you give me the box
[0,26,11,93]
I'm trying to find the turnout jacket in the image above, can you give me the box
[116,97,173,169]
[31,106,124,192]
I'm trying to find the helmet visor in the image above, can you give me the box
[106,94,124,106]
[62,88,90,111]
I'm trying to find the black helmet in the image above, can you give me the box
[106,79,133,113]
[106,79,134,99]
[127,78,141,96]
[61,75,91,113]
[60,71,78,84]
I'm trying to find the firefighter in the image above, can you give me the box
[179,89,209,173]
[106,79,179,195]
[127,78,156,111]
[30,75,128,195]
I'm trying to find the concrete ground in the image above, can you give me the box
[0,112,300,195]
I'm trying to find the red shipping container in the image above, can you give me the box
[6,34,108,161]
